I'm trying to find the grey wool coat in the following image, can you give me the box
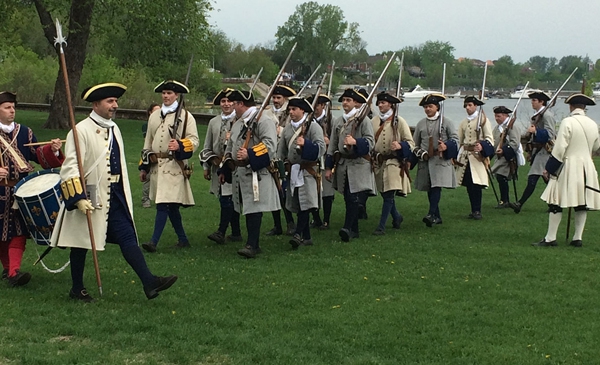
[327,114,376,195]
[226,109,281,215]
[277,120,326,213]
[412,116,458,191]
[202,113,236,196]
[491,122,521,179]
[525,110,556,176]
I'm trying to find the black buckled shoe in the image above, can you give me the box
[569,240,583,248]
[423,214,434,227]
[207,231,226,245]
[141,241,157,253]
[510,202,522,214]
[472,211,482,220]
[301,239,314,246]
[144,275,178,300]
[372,229,385,236]
[173,241,191,249]
[392,216,403,229]
[531,239,557,247]
[318,222,330,230]
[309,220,323,229]
[289,234,303,250]
[265,227,283,236]
[339,228,358,242]
[69,288,95,303]
[237,245,259,259]
[1,269,7,281]
[7,270,31,287]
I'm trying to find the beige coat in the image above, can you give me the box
[371,114,415,194]
[541,109,600,209]
[51,118,133,250]
[456,114,494,186]
[144,109,199,205]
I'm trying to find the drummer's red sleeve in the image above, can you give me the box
[36,144,65,168]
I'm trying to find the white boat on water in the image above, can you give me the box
[402,84,441,99]
[510,86,549,99]
[593,88,600,98]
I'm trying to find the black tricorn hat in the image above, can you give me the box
[81,83,127,102]
[306,94,331,105]
[226,89,255,103]
[154,80,189,94]
[564,93,596,106]
[376,92,402,105]
[338,88,368,103]
[287,97,314,113]
[0,91,17,105]
[272,85,296,97]
[212,88,235,105]
[463,95,485,106]
[419,93,446,106]
[493,106,513,114]
[357,88,369,101]
[528,90,551,102]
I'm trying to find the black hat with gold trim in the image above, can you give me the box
[419,93,446,107]
[81,83,127,102]
[376,92,402,105]
[0,91,17,105]
[493,106,512,114]
[338,88,368,103]
[272,85,296,97]
[357,88,369,102]
[306,94,331,105]
[528,90,551,102]
[226,89,255,103]
[463,95,485,106]
[287,97,314,113]
[213,88,235,105]
[564,93,596,106]
[154,80,189,94]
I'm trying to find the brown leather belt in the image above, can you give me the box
[379,154,396,161]
[340,154,371,161]
[462,145,477,152]
[0,179,19,187]
[234,160,248,167]
[154,152,171,159]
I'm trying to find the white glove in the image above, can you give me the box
[75,199,95,214]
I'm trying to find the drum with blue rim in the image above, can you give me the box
[13,168,63,246]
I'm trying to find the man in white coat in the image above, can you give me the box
[534,94,600,247]
[51,83,177,302]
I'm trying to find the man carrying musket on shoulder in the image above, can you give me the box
[201,88,242,245]
[371,92,414,235]
[51,83,177,302]
[264,84,297,237]
[411,93,459,227]
[456,96,494,220]
[140,80,199,252]
[277,97,326,249]
[533,94,600,247]
[218,90,280,259]
[511,91,556,213]
[324,88,376,242]
[491,106,524,208]
[0,91,64,287]
[306,93,334,230]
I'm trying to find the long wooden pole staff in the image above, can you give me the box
[54,18,103,296]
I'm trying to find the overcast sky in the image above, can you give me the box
[208,0,600,64]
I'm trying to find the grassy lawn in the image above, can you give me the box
[1,110,599,364]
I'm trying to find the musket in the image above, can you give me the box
[295,72,328,152]
[168,54,194,159]
[297,63,322,96]
[431,63,446,158]
[495,81,530,152]
[533,67,578,124]
[322,61,335,138]
[344,52,397,150]
[476,62,488,133]
[396,52,405,99]
[40,19,103,295]
[241,42,297,150]
[248,67,263,95]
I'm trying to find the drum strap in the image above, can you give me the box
[0,132,31,172]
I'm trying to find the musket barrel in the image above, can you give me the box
[297,63,322,96]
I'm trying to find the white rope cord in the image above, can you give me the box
[34,245,70,274]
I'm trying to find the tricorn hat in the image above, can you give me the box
[287,97,314,113]
[493,106,513,114]
[226,89,255,103]
[528,90,551,102]
[564,93,596,106]
[338,88,368,103]
[376,92,402,105]
[154,80,189,94]
[306,94,331,105]
[419,93,446,107]
[357,88,369,101]
[81,83,127,102]
[212,88,235,105]
[463,95,485,106]
[272,85,296,97]
[0,91,17,106]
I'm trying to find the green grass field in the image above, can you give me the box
[1,110,599,364]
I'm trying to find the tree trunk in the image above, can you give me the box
[33,0,95,130]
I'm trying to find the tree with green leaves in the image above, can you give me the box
[274,1,363,79]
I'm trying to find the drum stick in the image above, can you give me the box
[23,140,66,147]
